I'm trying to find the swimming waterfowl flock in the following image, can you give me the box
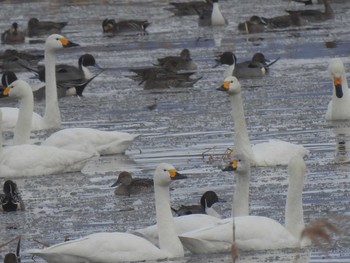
[0,0,347,262]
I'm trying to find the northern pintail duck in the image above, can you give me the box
[217,51,280,78]
[1,71,17,88]
[171,191,225,218]
[286,0,334,22]
[197,0,227,26]
[139,68,201,89]
[21,53,102,99]
[111,171,154,196]
[27,18,68,37]
[1,23,25,44]
[167,0,212,16]
[238,17,266,33]
[102,18,150,34]
[0,49,43,72]
[157,49,197,71]
[0,180,25,212]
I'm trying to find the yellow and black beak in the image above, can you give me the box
[222,160,238,171]
[169,169,187,180]
[0,86,10,98]
[333,76,343,98]
[217,80,230,92]
[59,37,79,48]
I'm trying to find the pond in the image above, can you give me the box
[0,0,349,262]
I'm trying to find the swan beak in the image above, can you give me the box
[333,77,343,98]
[222,160,238,171]
[0,86,10,97]
[169,169,187,180]
[216,81,230,91]
[59,37,79,48]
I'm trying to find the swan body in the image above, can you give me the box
[134,214,222,246]
[42,128,139,155]
[217,76,308,166]
[0,104,94,177]
[1,34,78,131]
[179,155,308,253]
[325,58,350,120]
[28,163,186,262]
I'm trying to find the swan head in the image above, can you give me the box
[45,34,79,50]
[1,79,32,99]
[328,58,345,98]
[217,76,241,94]
[154,163,187,187]
[222,154,250,175]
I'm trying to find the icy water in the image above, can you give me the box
[1,0,350,262]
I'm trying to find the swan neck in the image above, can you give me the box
[43,49,61,129]
[233,168,250,217]
[285,166,305,238]
[14,93,34,145]
[154,183,184,257]
[230,94,255,163]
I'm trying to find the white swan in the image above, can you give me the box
[0,95,94,177]
[2,78,138,156]
[178,155,309,253]
[1,34,79,131]
[217,76,308,166]
[28,163,186,263]
[325,58,350,120]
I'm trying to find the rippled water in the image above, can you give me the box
[0,0,350,262]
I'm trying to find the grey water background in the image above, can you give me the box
[0,0,350,262]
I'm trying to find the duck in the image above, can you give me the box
[285,0,334,22]
[167,0,212,16]
[0,81,95,177]
[21,53,103,99]
[197,0,227,26]
[0,180,25,212]
[139,68,201,89]
[217,76,308,166]
[2,236,21,263]
[28,163,187,263]
[111,171,154,196]
[102,18,150,34]
[171,190,225,218]
[1,34,79,131]
[1,23,25,44]
[27,17,67,37]
[0,49,43,72]
[157,49,197,72]
[178,155,309,253]
[325,58,350,121]
[216,52,280,79]
[237,17,266,34]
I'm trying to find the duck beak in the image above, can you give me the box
[222,160,238,171]
[59,37,79,48]
[334,77,343,98]
[110,180,119,187]
[169,169,187,180]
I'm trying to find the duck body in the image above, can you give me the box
[326,58,350,120]
[28,163,186,262]
[0,180,24,211]
[0,49,43,72]
[102,19,150,34]
[27,18,67,37]
[286,0,334,22]
[167,0,212,16]
[157,49,197,71]
[1,23,25,44]
[111,171,154,196]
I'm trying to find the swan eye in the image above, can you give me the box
[56,38,59,40]
[163,169,167,172]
